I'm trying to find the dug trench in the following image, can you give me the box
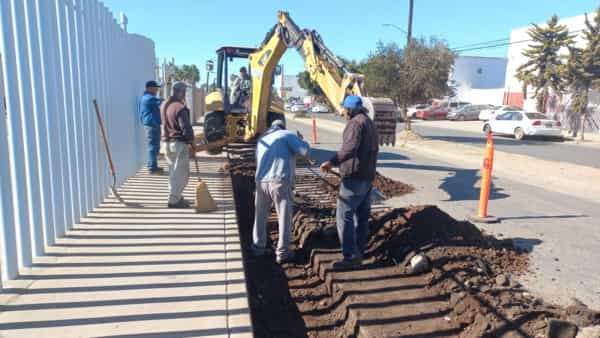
[225,150,599,338]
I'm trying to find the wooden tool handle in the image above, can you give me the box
[93,99,116,176]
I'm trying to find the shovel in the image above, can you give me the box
[93,99,127,205]
[303,158,386,202]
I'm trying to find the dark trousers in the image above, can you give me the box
[336,178,372,260]
[144,125,161,171]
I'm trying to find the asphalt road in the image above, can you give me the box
[310,113,600,168]
[287,117,600,310]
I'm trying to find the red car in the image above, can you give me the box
[415,106,449,120]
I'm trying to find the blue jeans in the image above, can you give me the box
[144,125,161,171]
[336,178,372,260]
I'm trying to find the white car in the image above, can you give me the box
[310,103,330,113]
[483,111,562,140]
[290,103,307,113]
[478,105,521,121]
[407,104,428,118]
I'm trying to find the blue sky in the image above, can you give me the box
[103,0,598,77]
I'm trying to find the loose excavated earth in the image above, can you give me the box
[225,154,599,338]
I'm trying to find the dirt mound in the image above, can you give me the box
[372,172,415,199]
[297,171,414,201]
[229,161,599,338]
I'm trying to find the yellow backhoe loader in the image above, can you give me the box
[199,11,397,152]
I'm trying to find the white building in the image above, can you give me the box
[275,74,308,100]
[504,13,599,133]
[449,56,508,105]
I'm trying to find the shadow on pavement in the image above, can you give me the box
[378,162,509,202]
[511,237,543,252]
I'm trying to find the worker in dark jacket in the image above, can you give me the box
[139,80,164,174]
[161,82,195,208]
[320,95,379,269]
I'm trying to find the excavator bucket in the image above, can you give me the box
[361,97,398,146]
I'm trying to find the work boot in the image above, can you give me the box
[276,251,296,265]
[332,256,362,270]
[168,198,190,209]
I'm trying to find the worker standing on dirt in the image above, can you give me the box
[320,95,379,269]
[161,82,195,208]
[139,80,164,174]
[252,119,309,264]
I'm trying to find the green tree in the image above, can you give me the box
[359,39,455,129]
[297,71,323,96]
[566,7,600,140]
[169,63,200,84]
[516,15,573,113]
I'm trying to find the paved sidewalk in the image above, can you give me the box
[0,156,252,338]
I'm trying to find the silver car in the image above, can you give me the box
[448,104,496,121]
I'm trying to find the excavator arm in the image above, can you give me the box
[244,11,397,145]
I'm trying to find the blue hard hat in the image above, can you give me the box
[342,95,362,110]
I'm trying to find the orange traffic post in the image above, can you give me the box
[311,113,318,144]
[469,132,499,223]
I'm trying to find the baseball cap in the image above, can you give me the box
[145,80,161,88]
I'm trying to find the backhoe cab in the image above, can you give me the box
[202,46,285,148]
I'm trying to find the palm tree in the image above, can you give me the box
[516,15,573,113]
[566,7,600,140]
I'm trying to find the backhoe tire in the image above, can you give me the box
[204,111,226,142]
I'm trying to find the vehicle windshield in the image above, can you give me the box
[526,112,548,119]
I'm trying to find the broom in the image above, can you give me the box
[192,153,217,213]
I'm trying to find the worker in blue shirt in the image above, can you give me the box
[252,119,309,264]
[139,80,164,174]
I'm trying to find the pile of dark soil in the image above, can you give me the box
[302,172,414,200]
[372,172,415,199]
[228,157,599,338]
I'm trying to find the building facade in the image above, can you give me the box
[504,13,599,133]
[449,56,508,106]
[276,74,308,100]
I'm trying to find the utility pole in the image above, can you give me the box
[405,0,414,130]
[407,0,413,44]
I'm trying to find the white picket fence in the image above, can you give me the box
[0,0,155,284]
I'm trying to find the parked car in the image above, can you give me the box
[448,101,471,111]
[483,111,562,140]
[309,102,331,113]
[407,104,428,118]
[478,105,521,121]
[416,106,449,120]
[447,104,495,121]
[290,103,308,113]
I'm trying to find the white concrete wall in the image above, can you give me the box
[459,88,506,106]
[505,13,596,111]
[0,0,155,283]
[450,56,507,104]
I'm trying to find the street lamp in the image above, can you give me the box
[205,60,214,91]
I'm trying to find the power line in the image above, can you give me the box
[451,37,511,50]
[453,39,530,53]
[452,29,583,53]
